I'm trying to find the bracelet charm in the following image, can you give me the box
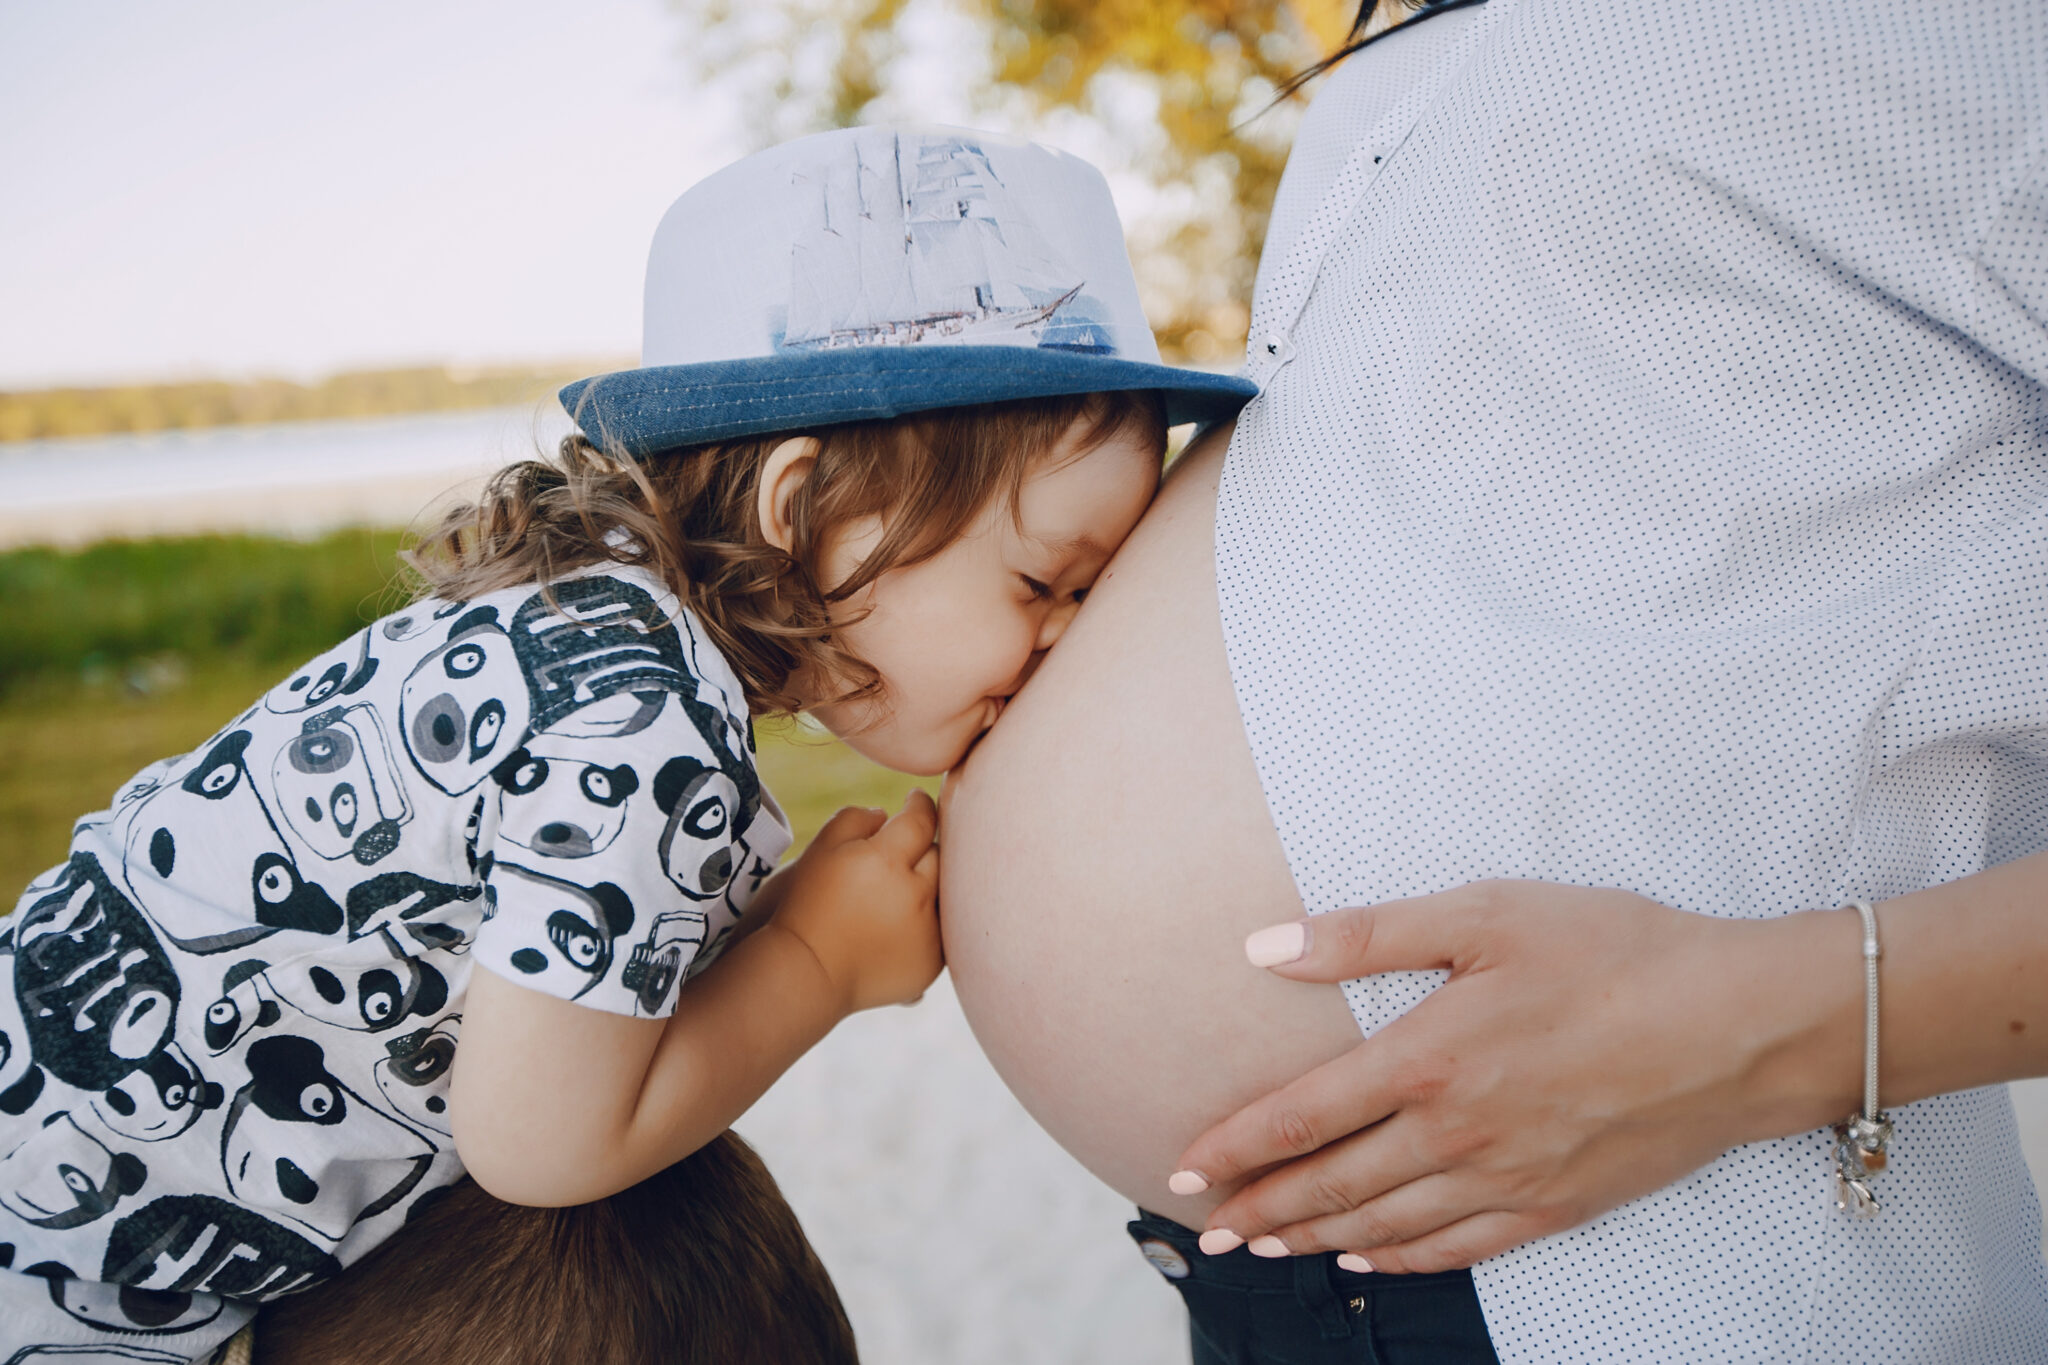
[1832,1114,1891,1218]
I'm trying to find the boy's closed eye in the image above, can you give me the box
[1019,573,1097,607]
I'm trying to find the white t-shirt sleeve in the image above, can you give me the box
[472,686,781,1019]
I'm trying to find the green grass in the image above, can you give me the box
[0,530,416,696]
[0,534,934,900]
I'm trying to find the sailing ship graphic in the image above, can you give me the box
[782,133,1105,352]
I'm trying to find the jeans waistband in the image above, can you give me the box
[1127,1209,1476,1295]
[1127,1210,1500,1364]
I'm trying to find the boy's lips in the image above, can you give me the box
[953,696,1009,768]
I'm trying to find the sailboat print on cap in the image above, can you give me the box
[781,131,1112,353]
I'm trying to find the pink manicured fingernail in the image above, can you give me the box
[1247,1235,1290,1258]
[1337,1253,1375,1273]
[1197,1228,1244,1255]
[1168,1169,1210,1196]
[1244,922,1307,967]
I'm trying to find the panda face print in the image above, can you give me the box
[373,1017,459,1135]
[90,1044,225,1143]
[653,756,743,901]
[14,855,181,1092]
[124,729,344,947]
[260,926,449,1034]
[272,705,412,865]
[617,909,708,1016]
[399,608,531,796]
[245,853,345,939]
[264,631,380,715]
[220,1035,434,1243]
[34,1274,225,1338]
[0,1112,147,1230]
[552,913,604,973]
[489,863,635,1000]
[495,744,640,860]
[201,963,281,1056]
[379,596,469,645]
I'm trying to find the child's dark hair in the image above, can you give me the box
[1274,0,1431,101]
[410,391,1167,717]
[251,1131,857,1364]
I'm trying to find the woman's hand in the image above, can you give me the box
[1171,881,1867,1273]
[769,790,943,1013]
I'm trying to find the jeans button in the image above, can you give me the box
[1138,1238,1192,1280]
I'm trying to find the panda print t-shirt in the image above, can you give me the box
[0,565,792,1316]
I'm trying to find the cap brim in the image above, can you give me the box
[558,347,1258,455]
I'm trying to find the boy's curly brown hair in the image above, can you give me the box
[408,390,1166,717]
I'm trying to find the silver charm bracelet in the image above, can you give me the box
[1831,900,1892,1217]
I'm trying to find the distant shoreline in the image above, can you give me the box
[0,360,627,444]
[0,405,576,550]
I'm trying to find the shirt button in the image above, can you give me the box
[1260,332,1295,363]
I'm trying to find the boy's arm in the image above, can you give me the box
[450,793,940,1206]
[453,920,837,1206]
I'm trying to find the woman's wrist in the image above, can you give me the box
[1719,907,1867,1145]
[1863,853,2048,1106]
[1724,853,2048,1145]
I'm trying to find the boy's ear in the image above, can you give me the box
[756,437,820,554]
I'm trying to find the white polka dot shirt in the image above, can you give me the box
[1216,0,2048,1358]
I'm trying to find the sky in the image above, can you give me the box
[0,0,747,387]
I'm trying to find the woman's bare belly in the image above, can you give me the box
[941,430,1363,1227]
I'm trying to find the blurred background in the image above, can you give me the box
[7,2,2047,1359]
[0,1,1348,1360]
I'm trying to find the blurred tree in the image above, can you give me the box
[671,0,1411,361]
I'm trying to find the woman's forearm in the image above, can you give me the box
[1703,850,2048,1157]
[1745,848,2048,1140]
[1873,847,2048,1104]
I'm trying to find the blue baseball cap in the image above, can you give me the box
[560,126,1257,455]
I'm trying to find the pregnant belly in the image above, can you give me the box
[941,428,1363,1225]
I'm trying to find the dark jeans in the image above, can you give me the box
[1126,1211,1499,1365]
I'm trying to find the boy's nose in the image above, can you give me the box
[1034,600,1082,653]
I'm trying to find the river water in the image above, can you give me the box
[0,405,573,548]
